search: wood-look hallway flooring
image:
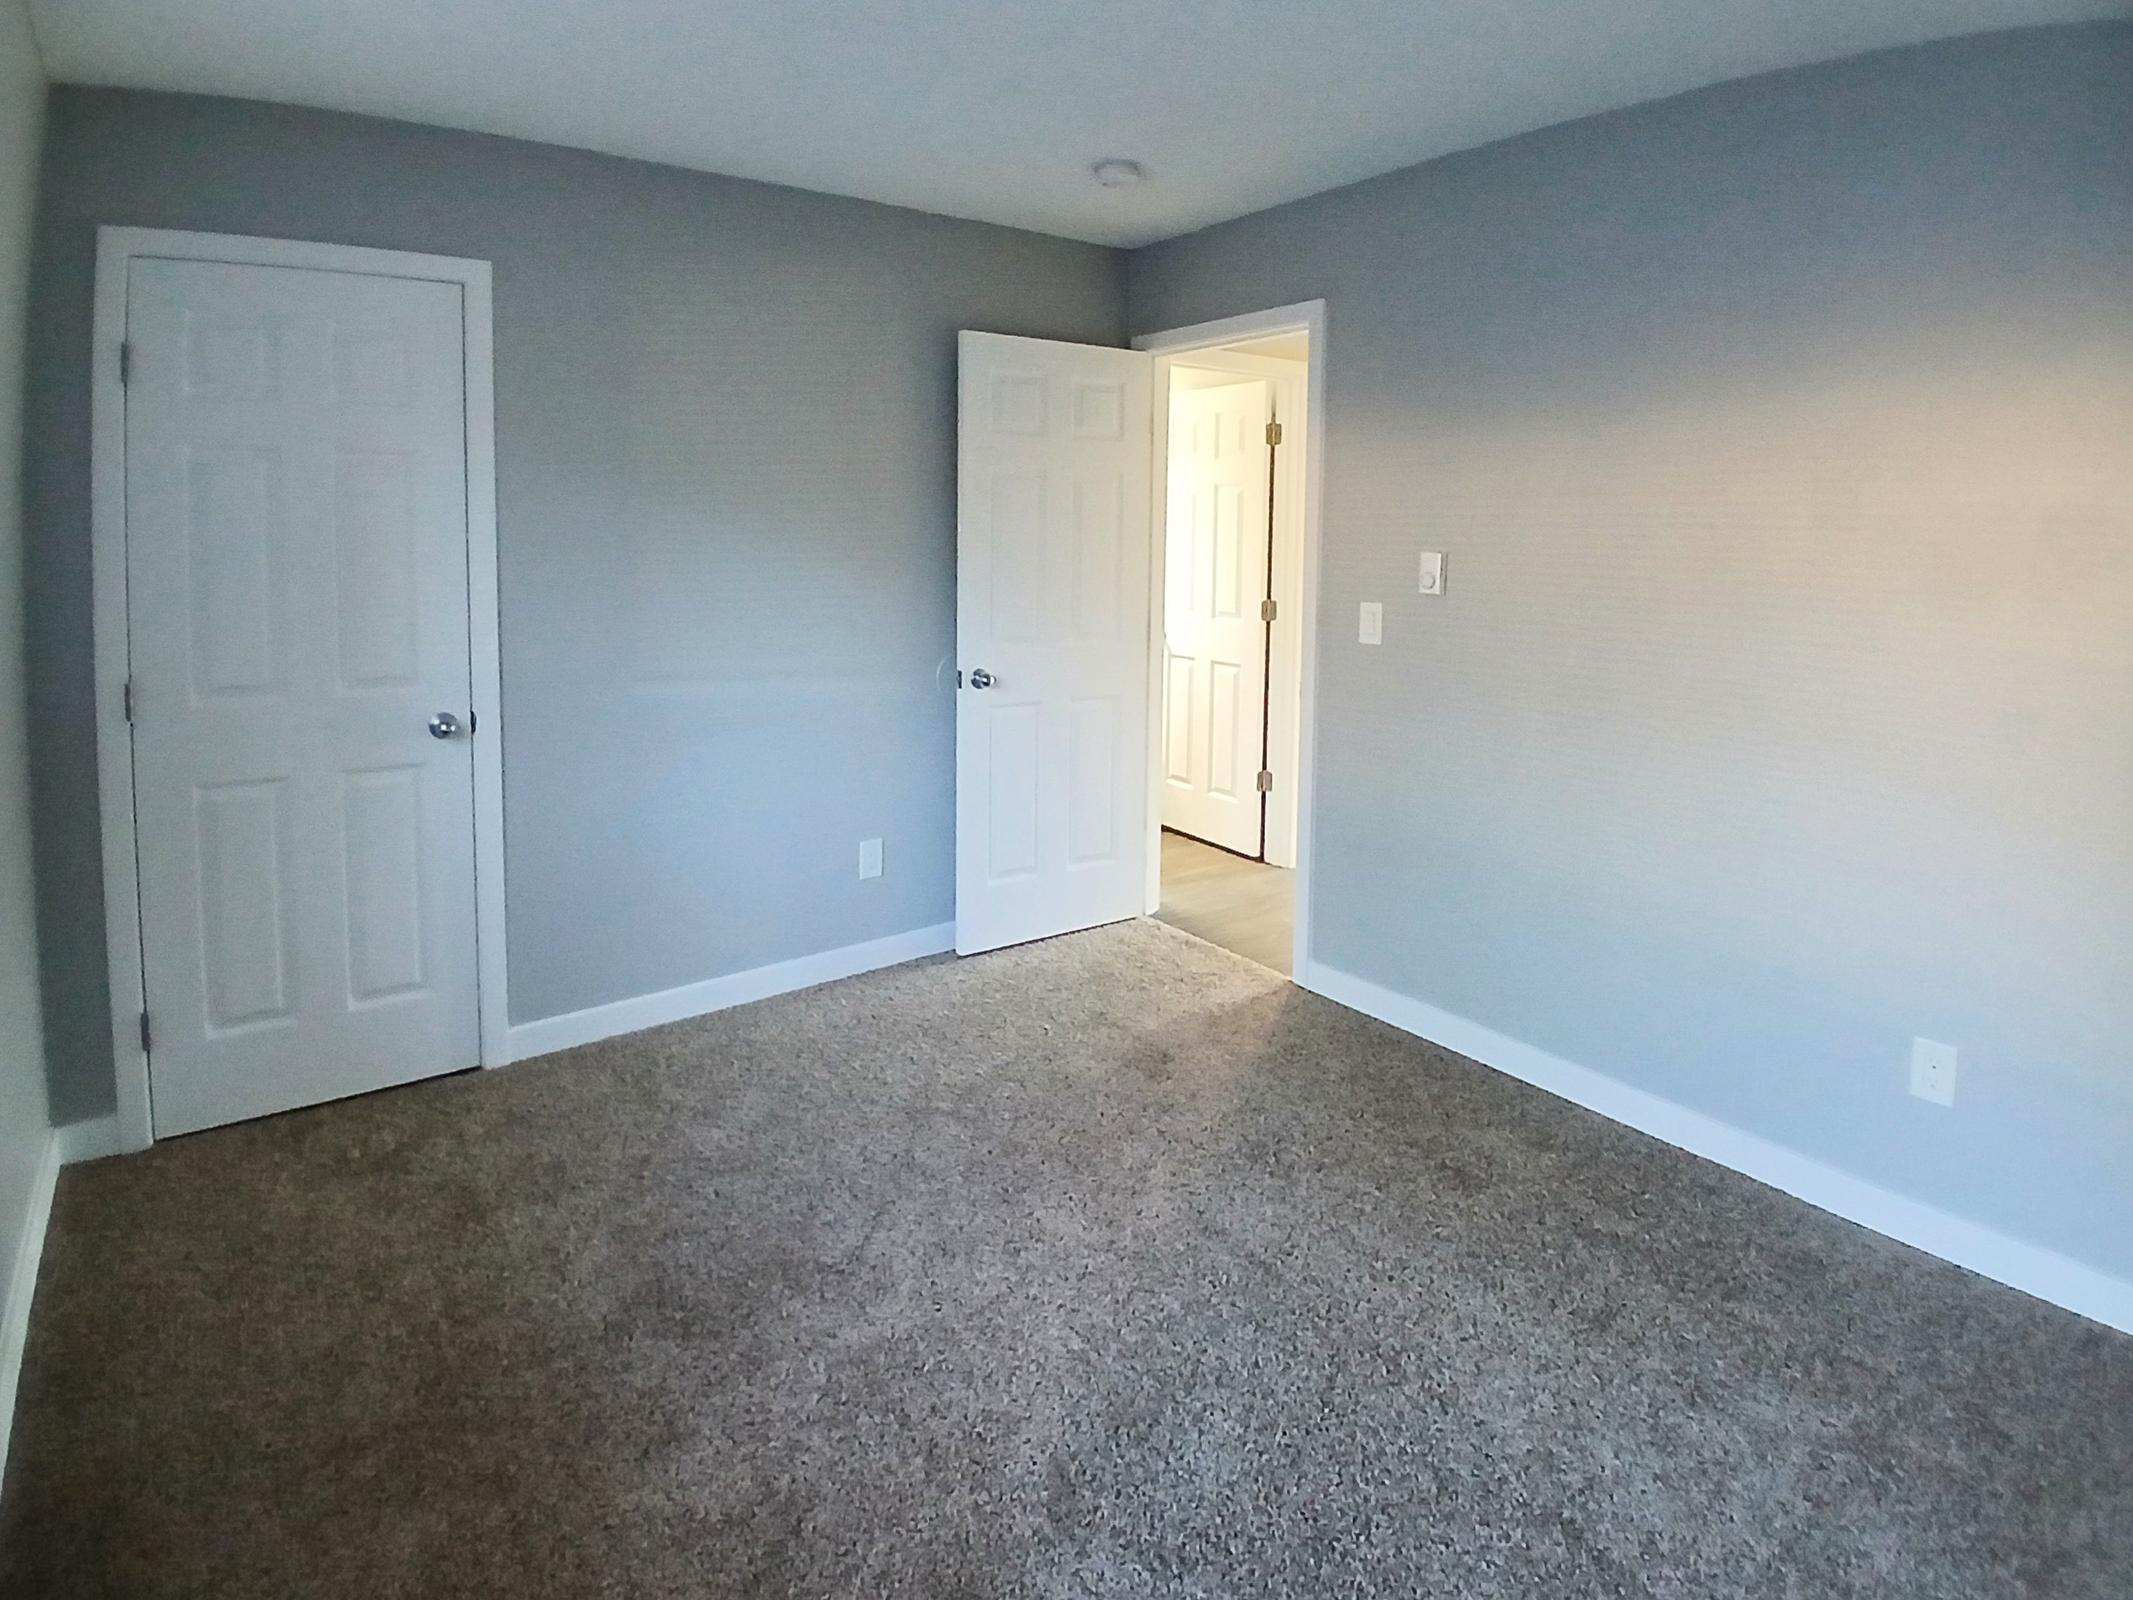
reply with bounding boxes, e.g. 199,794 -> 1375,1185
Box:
1154,828 -> 1294,975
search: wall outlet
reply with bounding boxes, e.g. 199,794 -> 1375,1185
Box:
1358,601 -> 1383,644
1910,1037 -> 1956,1106
858,837 -> 883,880
1418,551 -> 1445,595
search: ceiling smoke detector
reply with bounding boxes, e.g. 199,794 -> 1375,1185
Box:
1091,159 -> 1147,189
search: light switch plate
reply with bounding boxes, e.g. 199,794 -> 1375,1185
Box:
858,838 -> 883,880
1359,601 -> 1383,645
1419,551 -> 1445,595
1910,1037 -> 1956,1106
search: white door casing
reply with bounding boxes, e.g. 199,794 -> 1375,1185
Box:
1134,299 -> 1327,980
1161,377 -> 1272,857
955,332 -> 1153,955
123,254 -> 482,1135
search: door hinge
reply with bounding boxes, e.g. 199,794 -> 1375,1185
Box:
139,1011 -> 152,1054
123,679 -> 135,722
119,341 -> 132,387
1259,598 -> 1277,623
1265,419 -> 1283,447
1255,769 -> 1274,794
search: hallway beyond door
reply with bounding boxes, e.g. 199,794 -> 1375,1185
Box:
1154,829 -> 1293,975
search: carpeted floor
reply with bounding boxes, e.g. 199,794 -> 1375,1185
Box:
3,919 -> 2129,1598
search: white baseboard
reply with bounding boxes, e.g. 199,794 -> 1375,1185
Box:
1,1129 -> 61,1486
55,1115 -> 125,1165
506,922 -> 957,1063
1300,959 -> 2133,1337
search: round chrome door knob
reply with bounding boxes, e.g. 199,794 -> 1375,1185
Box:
428,712 -> 464,739
967,668 -> 995,689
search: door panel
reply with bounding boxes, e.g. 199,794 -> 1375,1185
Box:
341,764 -> 429,1001
128,257 -> 479,1136
956,333 -> 1152,955
1162,378 -> 1272,855
194,778 -> 294,1029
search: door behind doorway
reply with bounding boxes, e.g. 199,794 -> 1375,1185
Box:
1160,374 -> 1271,857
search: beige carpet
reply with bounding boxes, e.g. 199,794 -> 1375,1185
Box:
3,918 -> 2129,1597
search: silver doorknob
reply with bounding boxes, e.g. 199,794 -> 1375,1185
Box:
967,668 -> 995,690
428,712 -> 464,739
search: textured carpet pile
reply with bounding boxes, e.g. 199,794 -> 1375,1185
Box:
2,919 -> 2129,1597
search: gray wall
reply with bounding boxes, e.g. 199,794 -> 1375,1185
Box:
1130,23 -> 2133,1281
28,88 -> 1125,1124
0,2 -> 49,1283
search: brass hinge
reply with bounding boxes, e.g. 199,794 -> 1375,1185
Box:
119,341 -> 132,387
1265,420 -> 1283,447
1259,598 -> 1277,623
1255,770 -> 1274,794
139,1011 -> 152,1054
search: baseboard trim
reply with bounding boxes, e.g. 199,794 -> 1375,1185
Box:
55,1115 -> 125,1165
1,1129 -> 61,1485
506,922 -> 957,1063
1299,959 -> 2133,1337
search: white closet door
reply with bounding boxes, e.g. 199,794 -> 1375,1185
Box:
1161,377 -> 1271,856
127,257 -> 480,1135
955,332 -> 1153,955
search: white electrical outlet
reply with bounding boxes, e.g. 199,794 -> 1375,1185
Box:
1358,601 -> 1383,644
1418,551 -> 1445,595
1910,1037 -> 1956,1106
858,837 -> 883,880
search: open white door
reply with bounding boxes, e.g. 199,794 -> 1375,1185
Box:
955,332 -> 1153,955
1161,377 -> 1272,856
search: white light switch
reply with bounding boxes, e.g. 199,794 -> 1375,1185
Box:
1910,1037 -> 1956,1106
1419,551 -> 1445,595
1358,601 -> 1383,645
858,837 -> 883,880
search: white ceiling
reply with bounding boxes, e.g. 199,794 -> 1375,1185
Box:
29,0 -> 2128,246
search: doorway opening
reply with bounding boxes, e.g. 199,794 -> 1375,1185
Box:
950,305 -> 1320,974
1136,311 -> 1320,978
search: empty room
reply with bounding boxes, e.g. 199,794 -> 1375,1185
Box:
1,2 -> 2129,1595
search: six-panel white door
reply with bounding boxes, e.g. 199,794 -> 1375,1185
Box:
955,333 -> 1153,955
1162,377 -> 1272,856
126,258 -> 481,1135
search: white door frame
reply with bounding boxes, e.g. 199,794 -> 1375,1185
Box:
1134,300 -> 1326,982
91,227 -> 509,1152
